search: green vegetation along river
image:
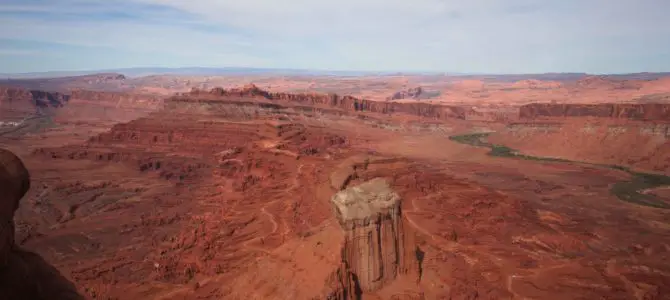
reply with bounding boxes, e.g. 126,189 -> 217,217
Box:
449,132 -> 670,209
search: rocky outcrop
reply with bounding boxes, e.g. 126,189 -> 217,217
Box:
30,90 -> 70,108
1,87 -> 162,110
318,267 -> 361,300
0,87 -> 70,107
519,103 -> 670,121
1,86 -> 163,126
1,86 -> 68,101
70,89 -> 158,104
0,87 -> 70,117
0,148 -> 84,300
325,178 -> 412,298
199,83 -> 272,99
0,148 -> 30,266
387,86 -> 441,101
185,85 -> 471,120
388,87 -> 423,100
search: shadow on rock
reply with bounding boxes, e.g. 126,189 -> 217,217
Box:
0,148 -> 85,300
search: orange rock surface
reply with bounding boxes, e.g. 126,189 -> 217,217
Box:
520,103 -> 670,121
0,78 -> 669,299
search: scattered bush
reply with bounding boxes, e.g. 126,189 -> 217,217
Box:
450,132 -> 670,209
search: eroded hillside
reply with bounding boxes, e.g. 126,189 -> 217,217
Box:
520,103 -> 670,121
2,85 -> 668,299
485,102 -> 670,174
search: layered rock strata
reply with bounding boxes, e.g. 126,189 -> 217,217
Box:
185,85 -> 472,120
0,87 -> 70,108
0,87 -> 70,118
329,178 -> 409,295
0,87 -> 161,123
520,103 -> 670,121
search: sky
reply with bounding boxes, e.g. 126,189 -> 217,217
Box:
0,0 -> 669,74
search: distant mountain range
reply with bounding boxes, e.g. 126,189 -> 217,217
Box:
458,72 -> 670,82
0,67 -> 668,81
0,67 -> 462,79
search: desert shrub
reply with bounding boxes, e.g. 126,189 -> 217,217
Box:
610,173 -> 670,209
448,133 -> 491,147
489,144 -> 515,157
451,131 -> 670,209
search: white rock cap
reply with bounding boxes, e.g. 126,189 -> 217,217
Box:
331,178 -> 401,222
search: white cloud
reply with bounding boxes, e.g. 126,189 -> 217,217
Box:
1,0 -> 669,73
0,15 -> 253,55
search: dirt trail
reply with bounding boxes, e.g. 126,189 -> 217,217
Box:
260,206 -> 278,234
240,163 -> 305,253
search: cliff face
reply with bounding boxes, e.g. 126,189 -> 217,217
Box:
0,148 -> 84,300
324,178 -> 413,298
520,103 -> 670,121
1,86 -> 163,126
30,90 -> 70,108
0,87 -> 69,107
490,120 -> 670,174
0,87 -> 162,110
387,86 -> 441,101
388,87 -> 424,100
187,85 -> 471,120
0,87 -> 69,118
69,90 -> 163,109
61,90 -> 163,123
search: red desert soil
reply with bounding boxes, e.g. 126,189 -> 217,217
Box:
1,83 -> 670,299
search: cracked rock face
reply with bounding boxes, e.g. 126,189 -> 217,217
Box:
330,178 -> 407,293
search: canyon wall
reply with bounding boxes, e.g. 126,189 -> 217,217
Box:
510,103 -> 670,172
489,120 -> 670,173
187,85 -> 472,120
0,87 -> 162,122
0,87 -> 70,108
0,87 -> 70,119
61,90 -> 163,123
69,90 -> 162,109
520,103 -> 670,121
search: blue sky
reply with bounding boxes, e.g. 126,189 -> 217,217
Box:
1,0 -> 669,74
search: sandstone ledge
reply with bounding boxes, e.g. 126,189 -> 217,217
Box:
331,178 -> 401,225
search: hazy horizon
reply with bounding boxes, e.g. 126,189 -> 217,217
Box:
5,66 -> 670,79
6,67 -> 670,77
1,0 -> 669,74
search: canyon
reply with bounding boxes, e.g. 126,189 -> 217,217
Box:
519,103 -> 670,121
1,73 -> 670,299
